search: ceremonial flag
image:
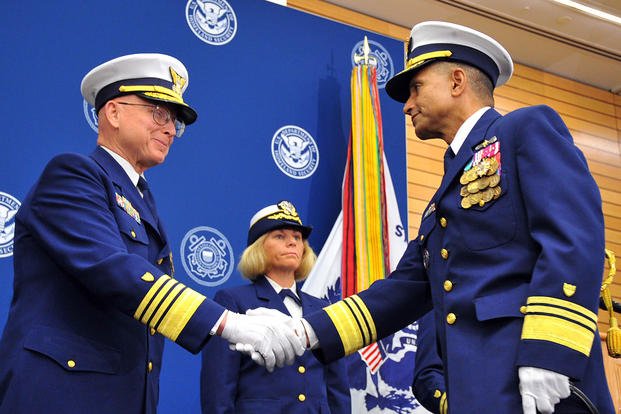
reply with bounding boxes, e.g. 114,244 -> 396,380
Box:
303,38 -> 429,413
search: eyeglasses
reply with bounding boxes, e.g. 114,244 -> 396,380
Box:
116,101 -> 186,137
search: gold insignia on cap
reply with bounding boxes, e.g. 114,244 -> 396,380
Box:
169,67 -> 187,96
563,283 -> 576,297
266,201 -> 303,224
278,200 -> 297,216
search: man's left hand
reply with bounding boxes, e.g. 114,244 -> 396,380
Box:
519,366 -> 570,414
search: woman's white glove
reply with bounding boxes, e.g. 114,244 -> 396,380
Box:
519,366 -> 570,414
220,310 -> 305,372
245,307 -> 309,347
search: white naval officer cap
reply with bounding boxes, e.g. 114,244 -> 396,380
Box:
80,53 -> 198,125
385,21 -> 514,103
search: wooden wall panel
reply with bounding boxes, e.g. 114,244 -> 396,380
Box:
288,1 -> 621,410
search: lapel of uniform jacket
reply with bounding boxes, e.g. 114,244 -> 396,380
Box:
433,109 -> 502,203
254,276 -> 291,315
90,147 -> 163,239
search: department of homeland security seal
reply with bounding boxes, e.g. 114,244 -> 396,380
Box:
180,226 -> 234,287
271,125 -> 319,179
350,39 -> 394,89
186,0 -> 237,46
0,191 -> 21,258
83,99 -> 99,133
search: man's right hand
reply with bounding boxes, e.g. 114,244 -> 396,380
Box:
219,310 -> 305,372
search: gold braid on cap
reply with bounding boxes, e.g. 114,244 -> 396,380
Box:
405,50 -> 453,71
118,84 -> 185,105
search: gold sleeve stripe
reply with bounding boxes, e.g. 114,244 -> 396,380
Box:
138,278 -> 179,323
527,296 -> 597,324
349,295 -> 377,341
324,295 -> 376,355
522,296 -> 597,356
156,288 -> 206,341
344,299 -> 369,344
134,275 -> 206,341
522,314 -> 594,356
440,392 -> 448,414
325,299 -> 363,355
526,304 -> 597,332
134,275 -> 172,321
149,283 -> 185,327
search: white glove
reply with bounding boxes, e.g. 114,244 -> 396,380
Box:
220,310 -> 305,372
519,366 -> 570,414
246,307 -> 308,345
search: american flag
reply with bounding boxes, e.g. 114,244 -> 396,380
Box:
359,342 -> 385,374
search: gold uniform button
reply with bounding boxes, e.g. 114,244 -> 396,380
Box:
440,248 -> 449,259
298,366 -> 306,374
520,306 -> 527,314
157,258 -> 164,265
440,217 -> 447,228
131,230 -> 136,238
298,394 -> 306,402
443,280 -> 453,292
148,361 -> 153,372
67,360 -> 76,368
446,313 -> 457,325
434,389 -> 442,398
419,234 -> 425,241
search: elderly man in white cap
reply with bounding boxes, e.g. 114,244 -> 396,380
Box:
246,22 -> 613,414
0,53 -> 304,414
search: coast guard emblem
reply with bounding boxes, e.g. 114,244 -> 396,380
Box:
0,191 -> 21,258
186,0 -> 237,46
271,125 -> 319,179
180,226 -> 234,287
83,99 -> 99,134
350,39 -> 394,89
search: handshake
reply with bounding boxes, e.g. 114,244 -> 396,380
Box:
218,308 -> 309,372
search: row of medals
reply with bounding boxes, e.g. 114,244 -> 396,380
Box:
459,156 -> 501,209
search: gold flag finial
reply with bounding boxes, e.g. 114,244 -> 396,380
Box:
353,36 -> 378,66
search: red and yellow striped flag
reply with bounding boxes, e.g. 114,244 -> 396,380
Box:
342,63 -> 391,298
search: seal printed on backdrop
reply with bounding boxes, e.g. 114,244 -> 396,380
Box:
180,226 -> 234,287
0,191 -> 21,258
83,99 -> 99,133
186,0 -> 237,46
271,125 -> 319,179
350,39 -> 394,89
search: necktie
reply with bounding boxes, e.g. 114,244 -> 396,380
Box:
443,147 -> 455,174
279,289 -> 302,306
137,177 -> 158,220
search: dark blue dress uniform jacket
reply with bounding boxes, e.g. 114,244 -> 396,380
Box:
0,147 -> 225,414
412,312 -> 446,414
306,106 -> 615,413
200,276 -> 350,414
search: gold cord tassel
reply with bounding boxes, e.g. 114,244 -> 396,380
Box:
602,249 -> 621,358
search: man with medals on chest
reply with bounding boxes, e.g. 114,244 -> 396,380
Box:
244,21 -> 615,414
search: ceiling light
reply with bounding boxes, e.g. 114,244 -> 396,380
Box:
549,0 -> 621,25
